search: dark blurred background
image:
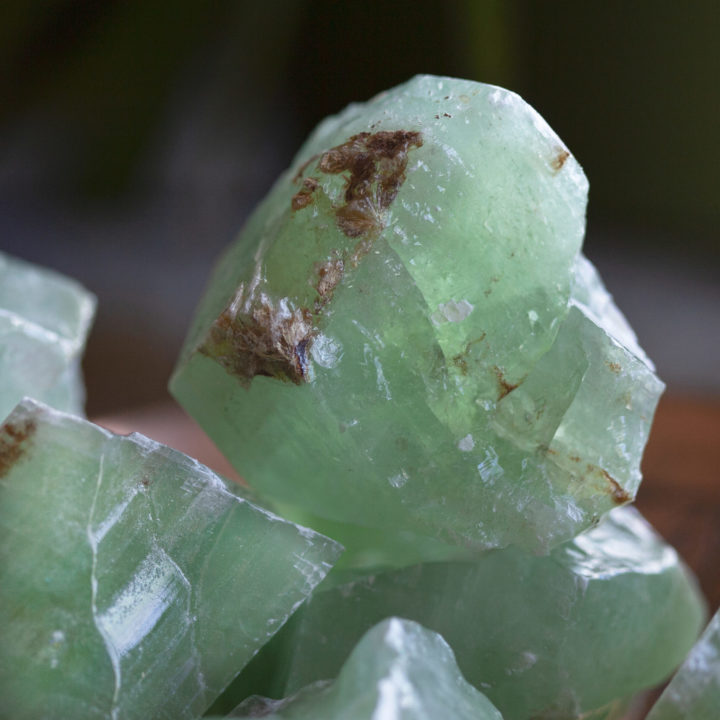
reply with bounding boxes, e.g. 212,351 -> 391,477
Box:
1,0 -> 718,415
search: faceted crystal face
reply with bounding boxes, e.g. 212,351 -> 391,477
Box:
0,252 -> 96,421
0,400 -> 342,720
646,610 -> 720,720
229,619 -> 503,720
233,508 -> 704,720
170,75 -> 663,553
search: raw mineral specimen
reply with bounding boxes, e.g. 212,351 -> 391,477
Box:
170,75 -> 664,553
226,618 -> 503,719
234,508 -> 704,720
645,609 -> 720,720
0,252 -> 95,421
0,399 -> 342,720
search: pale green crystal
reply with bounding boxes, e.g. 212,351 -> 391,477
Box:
233,508 -> 704,720
227,619 -> 503,719
0,399 -> 342,720
170,75 -> 663,552
0,252 -> 95,420
646,609 -> 720,720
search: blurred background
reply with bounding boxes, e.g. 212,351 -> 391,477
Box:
1,0 -> 718,414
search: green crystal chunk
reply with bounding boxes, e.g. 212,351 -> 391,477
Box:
0,252 -> 95,420
227,618 -> 502,720
0,399 -> 342,720
170,75 -> 663,552
646,609 -> 720,720
238,508 -> 704,720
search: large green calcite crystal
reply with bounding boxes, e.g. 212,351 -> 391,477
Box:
227,618 -> 502,720
646,609 -> 720,720
170,75 -> 663,552
0,252 -> 95,421
0,399 -> 342,720
233,507 -> 704,720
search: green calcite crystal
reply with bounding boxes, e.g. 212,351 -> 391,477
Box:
170,75 -> 663,552
646,609 -> 720,720
227,618 -> 502,720
0,252 -> 95,421
0,399 -> 342,720
236,507 -> 704,720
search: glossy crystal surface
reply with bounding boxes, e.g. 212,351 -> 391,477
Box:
228,618 -> 502,720
170,75 -> 663,552
0,252 -> 95,421
646,609 -> 720,720
235,508 -> 704,720
0,400 -> 342,720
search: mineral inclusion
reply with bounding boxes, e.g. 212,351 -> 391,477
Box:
170,75 -> 664,553
231,508 -> 705,720
0,399 -> 341,720
225,619 -> 503,719
0,251 -> 95,421
645,609 -> 720,720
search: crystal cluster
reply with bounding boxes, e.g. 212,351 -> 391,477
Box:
0,251 -> 95,421
0,76 -> 713,720
0,399 -> 341,719
170,75 -> 664,553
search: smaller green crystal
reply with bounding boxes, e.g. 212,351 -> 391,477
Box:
236,508 -> 704,720
646,609 -> 720,720
0,252 -> 95,420
0,400 -> 342,720
229,618 -> 503,720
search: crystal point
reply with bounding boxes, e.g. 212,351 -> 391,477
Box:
0,252 -> 95,420
170,75 -> 663,552
0,400 -> 342,720
229,618 -> 503,720
646,609 -> 720,720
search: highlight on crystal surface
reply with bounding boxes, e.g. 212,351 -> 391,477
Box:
0,399 -> 342,720
170,74 -> 664,553
645,609 -> 720,720
0,252 -> 95,421
222,618 -> 503,719
233,508 -> 704,720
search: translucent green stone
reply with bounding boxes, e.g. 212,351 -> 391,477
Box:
225,619 -> 502,720
170,75 -> 663,552
0,252 -> 95,421
235,508 -> 704,720
646,609 -> 720,720
0,399 -> 342,720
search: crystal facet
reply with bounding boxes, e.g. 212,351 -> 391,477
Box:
170,75 -> 663,552
0,252 -> 95,421
226,618 -> 502,720
234,508 -> 704,720
0,400 -> 342,720
646,609 -> 720,720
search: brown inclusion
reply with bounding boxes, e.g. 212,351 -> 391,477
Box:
0,415 -> 36,479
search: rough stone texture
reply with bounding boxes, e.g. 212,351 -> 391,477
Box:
0,251 -> 95,421
646,609 -> 720,720
231,508 -> 704,720
226,619 -> 503,720
0,399 -> 342,720
170,75 -> 663,553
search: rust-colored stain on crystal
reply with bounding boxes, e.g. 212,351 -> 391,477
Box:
0,416 -> 37,479
551,148 -> 570,173
294,130 -> 423,239
604,470 -> 631,505
494,365 -> 520,400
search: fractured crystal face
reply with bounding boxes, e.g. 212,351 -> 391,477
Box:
170,75 -> 663,553
0,399 -> 342,720
233,508 -> 704,720
225,619 -> 502,720
646,609 -> 720,720
0,252 -> 95,421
